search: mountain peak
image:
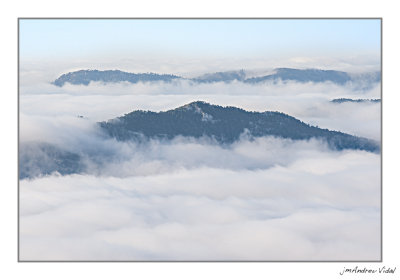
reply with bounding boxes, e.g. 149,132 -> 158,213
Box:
178,101 -> 212,110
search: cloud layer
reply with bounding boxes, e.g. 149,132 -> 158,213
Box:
20,143 -> 380,260
19,64 -> 381,261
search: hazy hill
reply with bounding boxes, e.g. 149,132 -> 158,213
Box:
53,69 -> 181,86
192,70 -> 246,83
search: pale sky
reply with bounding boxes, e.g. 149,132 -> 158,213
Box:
19,19 -> 381,61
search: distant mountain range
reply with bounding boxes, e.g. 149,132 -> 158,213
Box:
99,101 -> 379,152
53,68 -> 381,87
331,98 -> 381,103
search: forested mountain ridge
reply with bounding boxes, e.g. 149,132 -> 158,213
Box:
99,101 -> 380,152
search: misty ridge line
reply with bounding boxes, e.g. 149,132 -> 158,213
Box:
52,68 -> 381,88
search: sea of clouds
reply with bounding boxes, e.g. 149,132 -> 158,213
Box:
19,65 -> 381,260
